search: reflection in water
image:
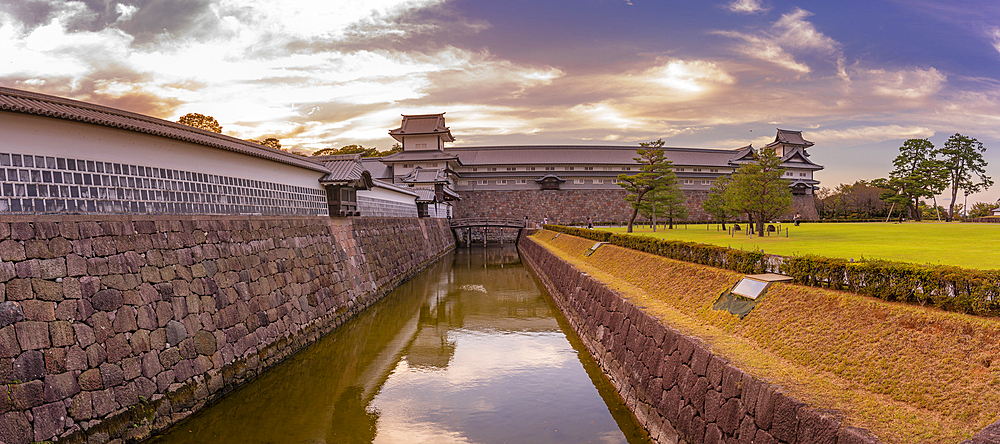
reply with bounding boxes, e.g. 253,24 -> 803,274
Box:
150,245 -> 650,444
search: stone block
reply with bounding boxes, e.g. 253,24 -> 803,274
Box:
21,299 -> 55,321
100,362 -> 124,388
159,347 -> 181,369
141,351 -> 163,379
739,415 -> 758,444
115,381 -> 139,408
837,426 -> 881,444
44,347 -> 66,374
38,258 -> 67,279
10,380 -> 44,409
86,342 -> 107,368
49,237 -> 73,256
13,349 -> 44,381
74,323 -> 95,347
14,259 -> 39,278
165,320 -> 187,346
79,368 -> 103,390
754,429 -> 777,444
67,254 -> 88,276
718,398 -> 745,435
797,409 -> 841,444
15,321 -> 51,350
0,240 -> 25,262
721,364 -> 743,400
69,391 -> 93,420
80,275 -> 101,298
43,371 -> 81,402
91,388 -> 118,417
0,325 -> 19,358
66,345 -> 88,371
705,389 -> 722,423
5,279 -> 31,300
0,302 -> 25,327
113,306 -> 138,332
91,288 -> 124,311
32,278 -> 63,301
755,385 -> 776,430
10,223 -> 32,240
106,333 -> 132,363
0,411 -> 31,444
771,394 -> 803,443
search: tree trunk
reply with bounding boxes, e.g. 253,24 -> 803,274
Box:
626,207 -> 639,233
948,186 -> 958,222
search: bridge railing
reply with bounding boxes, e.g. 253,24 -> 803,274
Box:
450,218 -> 527,228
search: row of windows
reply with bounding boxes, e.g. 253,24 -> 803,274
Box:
469,166 -> 633,172
0,152 -> 327,215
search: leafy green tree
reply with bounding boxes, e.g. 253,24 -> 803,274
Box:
702,176 -> 733,229
247,137 -> 282,150
938,133 -> 992,221
312,144 -> 400,157
873,139 -> 946,222
639,182 -> 686,230
177,113 -> 222,133
969,201 -> 997,218
725,147 -> 792,236
618,139 -> 676,233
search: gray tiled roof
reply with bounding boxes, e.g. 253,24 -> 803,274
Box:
371,179 -> 420,197
0,87 -> 329,173
361,158 -> 392,179
400,167 -> 449,183
389,113 -> 455,142
380,150 -> 461,163
769,129 -> 814,147
448,145 -> 744,167
315,154 -> 373,186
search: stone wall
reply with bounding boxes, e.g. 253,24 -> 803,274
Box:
518,236 -> 877,444
455,190 -> 818,225
0,215 -> 454,443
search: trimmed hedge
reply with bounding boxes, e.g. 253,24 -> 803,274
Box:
542,224 -> 1000,316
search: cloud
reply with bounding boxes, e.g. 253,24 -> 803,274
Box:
717,8 -> 841,75
808,125 -> 935,145
855,67 -> 946,99
643,60 -> 735,93
726,0 -> 766,14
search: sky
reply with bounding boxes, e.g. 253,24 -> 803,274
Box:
3,0 -> 1000,205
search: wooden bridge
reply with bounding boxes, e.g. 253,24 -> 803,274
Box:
450,218 -> 528,246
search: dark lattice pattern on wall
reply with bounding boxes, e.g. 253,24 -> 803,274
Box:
0,152 -> 327,215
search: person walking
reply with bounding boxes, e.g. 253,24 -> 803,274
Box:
587,217 -> 594,229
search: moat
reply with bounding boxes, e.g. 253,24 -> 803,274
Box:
148,246 -> 651,444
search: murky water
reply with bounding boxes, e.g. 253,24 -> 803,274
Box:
149,246 -> 651,444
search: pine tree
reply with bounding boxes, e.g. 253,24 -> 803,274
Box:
618,139 -> 677,233
726,147 -> 792,236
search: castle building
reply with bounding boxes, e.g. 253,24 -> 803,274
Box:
377,113 -> 823,223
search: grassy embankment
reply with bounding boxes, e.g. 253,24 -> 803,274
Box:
598,222 -> 1000,270
532,230 -> 1000,443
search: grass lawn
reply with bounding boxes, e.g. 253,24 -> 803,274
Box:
597,222 -> 1000,269
532,231 -> 1000,443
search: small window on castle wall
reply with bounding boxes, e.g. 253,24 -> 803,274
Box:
498,180 -> 507,185
507,167 -> 516,171
545,167 -> 555,171
479,180 -> 488,185
516,179 -> 526,184
404,164 -> 412,168
567,167 -> 574,171
415,143 -> 428,149
528,167 -> 536,171
623,167 -> 631,171
710,168 -> 718,173
488,168 -> 497,172
584,167 -> 594,170
800,173 -> 807,177
595,179 -> 603,184
693,168 -> 702,172
574,179 -> 584,184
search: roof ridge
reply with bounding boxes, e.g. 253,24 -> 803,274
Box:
0,87 -> 329,173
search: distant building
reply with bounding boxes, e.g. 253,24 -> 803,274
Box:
376,114 -> 823,223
